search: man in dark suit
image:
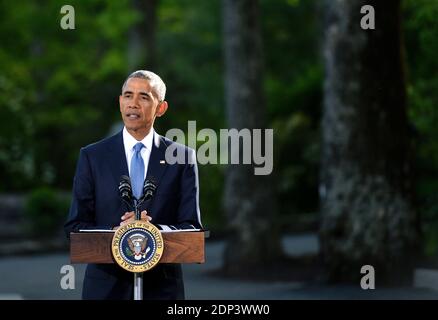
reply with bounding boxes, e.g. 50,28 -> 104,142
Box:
64,70 -> 202,300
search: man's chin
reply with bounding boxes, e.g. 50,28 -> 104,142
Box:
125,125 -> 150,135
123,122 -> 140,130
126,126 -> 140,133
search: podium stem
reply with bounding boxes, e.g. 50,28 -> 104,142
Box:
134,272 -> 143,300
134,199 -> 141,220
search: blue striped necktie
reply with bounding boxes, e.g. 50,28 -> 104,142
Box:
131,142 -> 145,199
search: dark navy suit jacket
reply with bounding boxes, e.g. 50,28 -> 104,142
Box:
64,130 -> 202,300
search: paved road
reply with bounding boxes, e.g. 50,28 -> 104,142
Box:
0,234 -> 437,300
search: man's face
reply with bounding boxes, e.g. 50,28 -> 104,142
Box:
119,78 -> 167,138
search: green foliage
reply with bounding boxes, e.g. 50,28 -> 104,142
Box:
273,110 -> 320,215
263,0 -> 323,217
24,187 -> 70,237
403,0 -> 438,256
0,74 -> 36,189
198,164 -> 225,232
157,0 -> 224,130
0,1 -> 138,190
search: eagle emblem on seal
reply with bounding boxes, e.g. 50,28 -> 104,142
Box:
126,233 -> 151,260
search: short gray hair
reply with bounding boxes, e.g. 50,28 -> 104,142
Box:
121,70 -> 166,101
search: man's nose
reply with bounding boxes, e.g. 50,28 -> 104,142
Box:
129,95 -> 140,108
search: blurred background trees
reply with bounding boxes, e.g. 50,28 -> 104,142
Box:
0,0 -> 436,282
320,0 -> 418,284
222,0 -> 283,275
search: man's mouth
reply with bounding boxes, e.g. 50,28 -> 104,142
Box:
126,113 -> 140,120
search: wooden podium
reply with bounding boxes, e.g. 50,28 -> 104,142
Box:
70,231 -> 207,264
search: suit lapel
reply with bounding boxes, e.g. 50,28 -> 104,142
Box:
107,131 -> 129,187
146,133 -> 168,188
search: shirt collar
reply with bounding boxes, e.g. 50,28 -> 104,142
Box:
123,127 -> 155,152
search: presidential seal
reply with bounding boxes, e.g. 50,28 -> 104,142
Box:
111,220 -> 164,273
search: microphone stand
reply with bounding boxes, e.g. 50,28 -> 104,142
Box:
134,199 -> 141,220
133,198 -> 142,300
132,195 -> 151,301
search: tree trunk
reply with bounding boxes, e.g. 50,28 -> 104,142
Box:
320,0 -> 419,284
128,0 -> 157,70
222,0 -> 283,275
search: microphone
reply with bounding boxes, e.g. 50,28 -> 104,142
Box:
142,178 -> 157,202
119,175 -> 133,207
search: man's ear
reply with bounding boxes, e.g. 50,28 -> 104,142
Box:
119,95 -> 123,113
156,101 -> 168,117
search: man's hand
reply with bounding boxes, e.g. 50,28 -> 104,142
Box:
119,210 -> 152,227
